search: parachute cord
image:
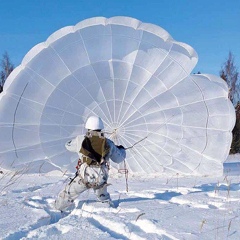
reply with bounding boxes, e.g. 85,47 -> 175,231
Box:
124,159 -> 129,192
125,136 -> 148,150
118,114 -> 176,192
109,114 -> 175,191
111,130 -> 129,192
118,160 -> 129,192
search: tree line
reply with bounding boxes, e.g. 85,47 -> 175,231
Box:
0,52 -> 14,92
220,52 -> 240,153
0,51 -> 239,153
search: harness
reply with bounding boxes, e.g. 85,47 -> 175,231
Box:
68,131 -> 111,193
76,131 -> 110,170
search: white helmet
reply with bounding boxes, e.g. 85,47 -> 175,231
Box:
85,116 -> 104,130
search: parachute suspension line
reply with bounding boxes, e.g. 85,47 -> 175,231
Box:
111,128 -> 129,192
12,82 -> 29,159
110,114 -> 176,192
124,159 -> 129,192
125,136 -> 148,150
189,79 -> 210,174
119,114 -> 177,188
118,161 -> 129,192
111,113 -> 174,191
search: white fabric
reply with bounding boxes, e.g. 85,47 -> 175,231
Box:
0,16 -> 235,176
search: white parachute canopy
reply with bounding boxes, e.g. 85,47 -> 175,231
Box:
0,17 -> 235,176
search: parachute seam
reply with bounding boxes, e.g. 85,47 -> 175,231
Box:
48,45 -> 102,131
116,29 -> 144,124
118,44 -> 173,141
109,24 -> 116,123
24,66 -> 102,159
130,137 -> 173,171
41,44 -> 111,135
118,44 -> 173,128
10,79 -> 227,133
12,82 -> 29,158
161,64 -> 210,172
25,67 -> 83,132
109,125 -> 146,171
24,66 -> 77,129
185,77 -> 210,173
121,133 -> 156,172
115,55 -> 211,173
76,29 -> 114,127
124,114 -> 179,169
113,40 -> 197,125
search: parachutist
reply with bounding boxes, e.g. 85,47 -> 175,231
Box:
54,116 -> 126,212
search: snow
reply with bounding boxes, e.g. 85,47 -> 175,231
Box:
0,157 -> 240,240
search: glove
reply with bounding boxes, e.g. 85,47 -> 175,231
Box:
117,145 -> 125,149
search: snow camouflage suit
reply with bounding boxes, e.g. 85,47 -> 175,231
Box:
54,130 -> 126,211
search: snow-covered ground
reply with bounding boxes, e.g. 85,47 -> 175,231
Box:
0,156 -> 240,240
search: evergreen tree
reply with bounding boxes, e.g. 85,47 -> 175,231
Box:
0,52 -> 14,92
230,102 -> 240,154
220,52 -> 240,153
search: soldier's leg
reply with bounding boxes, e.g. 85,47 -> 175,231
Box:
94,184 -> 111,202
55,174 -> 87,211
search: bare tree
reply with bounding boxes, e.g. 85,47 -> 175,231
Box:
0,52 -> 14,92
220,51 -> 239,106
230,102 -> 240,153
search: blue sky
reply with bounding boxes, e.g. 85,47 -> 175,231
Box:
0,0 -> 239,75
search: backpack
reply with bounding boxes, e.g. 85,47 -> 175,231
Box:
80,132 -> 110,164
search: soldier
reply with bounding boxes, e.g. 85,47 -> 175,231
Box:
54,116 -> 126,211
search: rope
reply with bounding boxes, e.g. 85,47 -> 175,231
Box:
118,159 -> 129,192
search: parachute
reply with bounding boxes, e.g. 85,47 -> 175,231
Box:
0,17 -> 235,176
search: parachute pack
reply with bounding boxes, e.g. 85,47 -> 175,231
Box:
80,131 -> 110,165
